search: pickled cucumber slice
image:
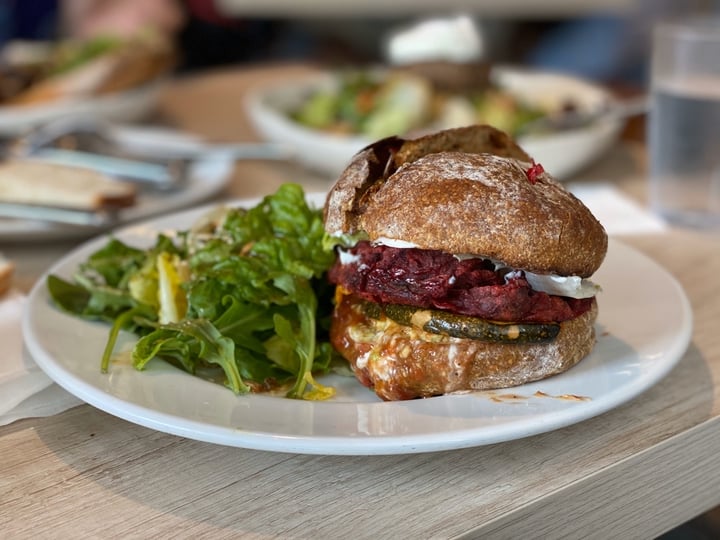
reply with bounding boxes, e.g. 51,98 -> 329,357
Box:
361,301 -> 559,343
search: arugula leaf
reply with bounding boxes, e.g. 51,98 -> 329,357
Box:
101,304 -> 156,372
48,274 -> 137,322
134,318 -> 248,394
47,275 -> 91,314
46,184 -> 339,400
132,328 -> 194,372
212,296 -> 274,354
82,238 -> 146,288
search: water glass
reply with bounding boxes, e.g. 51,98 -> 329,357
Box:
648,17 -> 720,228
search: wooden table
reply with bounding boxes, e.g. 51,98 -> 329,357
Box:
2,64 -> 720,539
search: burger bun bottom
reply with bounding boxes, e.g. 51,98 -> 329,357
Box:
330,294 -> 598,401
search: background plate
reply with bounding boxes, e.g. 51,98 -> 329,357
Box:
0,81 -> 163,136
23,195 -> 692,455
0,139 -> 233,243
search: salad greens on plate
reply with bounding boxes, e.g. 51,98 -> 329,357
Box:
47,184 -> 341,400
291,70 -> 546,140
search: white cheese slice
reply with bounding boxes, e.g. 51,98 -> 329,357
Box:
373,237 -> 419,249
524,273 -> 600,299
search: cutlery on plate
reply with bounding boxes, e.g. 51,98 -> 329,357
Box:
11,117 -> 295,162
22,148 -> 187,190
0,202 -> 117,227
0,118 -> 296,193
2,119 -> 187,190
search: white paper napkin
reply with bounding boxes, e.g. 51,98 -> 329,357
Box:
568,182 -> 668,235
0,289 -> 81,426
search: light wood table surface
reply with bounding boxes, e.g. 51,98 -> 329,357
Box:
2,64 -> 720,539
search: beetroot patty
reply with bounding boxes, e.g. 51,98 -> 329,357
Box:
328,242 -> 592,323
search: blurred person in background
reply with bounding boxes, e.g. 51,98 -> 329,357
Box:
5,1 -> 717,87
0,0 -> 185,106
0,0 -> 369,70
0,0 -> 185,44
61,0 -> 186,40
0,0 -> 58,44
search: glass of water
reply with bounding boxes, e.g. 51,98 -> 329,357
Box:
648,17 -> 720,228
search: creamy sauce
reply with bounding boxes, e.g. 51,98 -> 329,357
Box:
337,249 -> 361,265
373,237 -> 419,249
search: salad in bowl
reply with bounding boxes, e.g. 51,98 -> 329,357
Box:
246,65 -> 624,179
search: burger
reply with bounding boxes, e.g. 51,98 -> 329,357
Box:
323,124 -> 608,401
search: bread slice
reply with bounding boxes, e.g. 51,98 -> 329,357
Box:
0,254 -> 14,296
0,159 -> 136,210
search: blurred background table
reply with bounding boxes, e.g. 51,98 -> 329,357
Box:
2,63 -> 720,539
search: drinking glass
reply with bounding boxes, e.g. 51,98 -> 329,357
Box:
648,17 -> 720,228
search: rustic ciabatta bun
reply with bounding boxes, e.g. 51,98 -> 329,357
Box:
361,152 -> 605,277
325,124 -> 532,238
0,160 -> 136,210
324,124 -> 606,277
394,123 -> 532,165
331,293 -> 597,401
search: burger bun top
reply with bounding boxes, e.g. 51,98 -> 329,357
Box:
323,125 -> 607,277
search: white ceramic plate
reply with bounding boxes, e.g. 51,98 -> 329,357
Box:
0,128 -> 233,243
0,80 -> 164,137
23,195 -> 692,455
245,67 -> 623,180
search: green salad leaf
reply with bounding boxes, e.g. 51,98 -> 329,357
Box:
47,184 -> 341,400
290,70 -> 548,139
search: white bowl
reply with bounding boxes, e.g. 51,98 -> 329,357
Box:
245,66 -> 623,180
